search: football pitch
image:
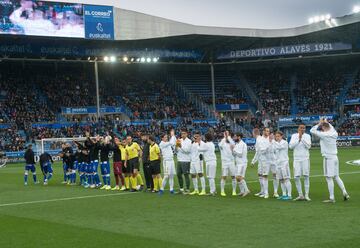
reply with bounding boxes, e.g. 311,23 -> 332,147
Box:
0,148 -> 360,248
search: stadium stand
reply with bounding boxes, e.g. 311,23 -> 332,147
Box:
295,70 -> 344,115
1,60 -> 360,152
243,68 -> 291,116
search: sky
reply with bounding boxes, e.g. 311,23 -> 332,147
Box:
48,0 -> 358,29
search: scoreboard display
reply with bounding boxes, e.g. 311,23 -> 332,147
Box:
0,0 -> 114,39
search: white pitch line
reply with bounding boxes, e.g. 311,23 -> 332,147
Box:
0,192 -> 134,208
215,170 -> 360,185
1,171 -> 359,208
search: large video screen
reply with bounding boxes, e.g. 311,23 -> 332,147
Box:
0,0 -> 84,38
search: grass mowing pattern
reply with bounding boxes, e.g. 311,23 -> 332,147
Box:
0,148 -> 360,248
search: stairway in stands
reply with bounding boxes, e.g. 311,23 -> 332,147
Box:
335,69 -> 359,126
290,74 -> 298,115
338,70 -> 358,107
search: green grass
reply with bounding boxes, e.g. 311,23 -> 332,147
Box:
1,148 -> 360,248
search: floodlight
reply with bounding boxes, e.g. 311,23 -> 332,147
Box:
110,56 -> 116,62
353,6 -> 360,13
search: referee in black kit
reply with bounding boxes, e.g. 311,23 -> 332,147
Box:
141,133 -> 153,191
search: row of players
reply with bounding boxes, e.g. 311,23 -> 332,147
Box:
23,119 -> 350,202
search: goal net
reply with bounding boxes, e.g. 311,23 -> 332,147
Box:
34,137 -> 95,156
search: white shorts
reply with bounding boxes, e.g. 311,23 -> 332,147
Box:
270,163 -> 277,174
190,160 -> 204,174
258,161 -> 270,176
293,159 -> 310,177
163,159 -> 176,176
222,162 -> 236,177
276,161 -> 291,180
323,157 -> 339,177
235,163 -> 247,177
206,160 -> 217,179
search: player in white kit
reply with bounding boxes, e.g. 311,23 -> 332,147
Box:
264,128 -> 279,198
189,131 -> 206,196
273,131 -> 292,200
232,133 -> 250,197
198,133 -> 217,196
289,124 -> 312,201
251,128 -> 271,199
310,119 -> 350,203
219,131 -> 237,197
159,130 -> 177,194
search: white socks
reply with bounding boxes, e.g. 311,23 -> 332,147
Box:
263,177 -> 269,195
192,177 -> 198,191
295,177 -> 303,197
221,178 -> 225,193
285,180 -> 292,197
200,176 -> 206,192
161,175 -> 168,191
259,176 -> 264,193
241,179 -> 250,193
335,176 -> 347,195
326,177 -> 335,200
281,182 -> 287,196
241,179 -> 249,193
304,176 -> 310,196
273,176 -> 279,194
232,179 -> 237,193
169,177 -> 174,191
209,178 -> 216,193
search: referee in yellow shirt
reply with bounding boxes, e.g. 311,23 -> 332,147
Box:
148,135 -> 162,193
119,138 -> 130,190
124,135 -> 144,191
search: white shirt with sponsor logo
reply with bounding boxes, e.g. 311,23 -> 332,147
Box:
289,133 -> 311,160
310,123 -> 338,158
176,137 -> 192,162
159,135 -> 176,161
273,139 -> 289,164
198,141 -> 216,163
218,137 -> 235,164
190,142 -> 201,163
252,136 -> 271,163
233,140 -> 248,165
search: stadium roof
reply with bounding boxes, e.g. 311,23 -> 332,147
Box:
2,7 -> 360,64
116,8 -> 360,40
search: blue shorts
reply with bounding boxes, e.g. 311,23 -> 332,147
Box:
100,161 -> 110,175
92,160 -> 99,174
25,164 -> 36,173
74,161 -> 78,171
80,162 -> 88,173
85,163 -> 92,174
63,163 -> 68,172
42,162 -> 53,174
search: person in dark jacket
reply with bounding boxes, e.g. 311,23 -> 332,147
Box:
85,136 -> 101,188
39,152 -> 54,185
98,136 -> 112,190
141,133 -> 153,191
24,144 -> 38,185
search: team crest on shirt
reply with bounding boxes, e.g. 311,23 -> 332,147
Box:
346,160 -> 360,166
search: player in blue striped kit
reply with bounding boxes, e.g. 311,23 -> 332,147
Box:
99,136 -> 112,190
39,152 -> 54,185
85,136 -> 101,188
24,144 -> 38,185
